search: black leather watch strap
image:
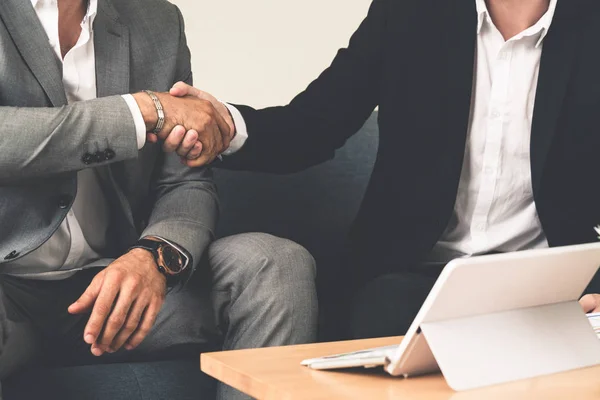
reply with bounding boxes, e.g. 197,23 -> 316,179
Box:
133,239 -> 160,257
130,237 -> 191,288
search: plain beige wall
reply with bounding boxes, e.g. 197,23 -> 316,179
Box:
170,0 -> 372,108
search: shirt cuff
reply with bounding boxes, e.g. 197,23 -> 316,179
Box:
122,94 -> 147,150
221,103 -> 248,156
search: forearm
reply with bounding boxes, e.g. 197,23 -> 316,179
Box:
142,153 -> 219,271
220,104 -> 341,173
0,96 -> 139,183
138,5 -> 218,266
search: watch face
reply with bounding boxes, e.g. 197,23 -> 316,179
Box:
160,245 -> 184,274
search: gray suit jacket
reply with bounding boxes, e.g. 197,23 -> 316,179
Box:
0,285 -> 6,354
0,0 -> 218,271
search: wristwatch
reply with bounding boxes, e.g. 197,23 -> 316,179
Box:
130,236 -> 192,288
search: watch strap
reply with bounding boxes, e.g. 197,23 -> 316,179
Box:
130,238 -> 188,288
133,239 -> 161,255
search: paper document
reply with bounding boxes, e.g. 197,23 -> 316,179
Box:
301,345 -> 399,366
588,312 -> 600,338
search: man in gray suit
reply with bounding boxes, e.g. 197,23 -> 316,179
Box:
0,0 -> 318,399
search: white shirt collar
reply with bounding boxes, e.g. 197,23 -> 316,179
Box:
475,0 -> 558,48
84,0 -> 98,26
30,0 -> 98,26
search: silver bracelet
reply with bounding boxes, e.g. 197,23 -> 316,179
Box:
143,90 -> 165,134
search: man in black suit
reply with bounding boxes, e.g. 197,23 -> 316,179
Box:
158,0 -> 600,339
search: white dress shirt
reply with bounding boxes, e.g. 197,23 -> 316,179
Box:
4,0 -> 146,279
229,0 -> 558,264
221,104 -> 248,155
428,0 -> 557,262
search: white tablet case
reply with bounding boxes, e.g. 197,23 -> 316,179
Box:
386,243 -> 600,391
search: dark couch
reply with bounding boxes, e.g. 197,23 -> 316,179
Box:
3,113 -> 379,400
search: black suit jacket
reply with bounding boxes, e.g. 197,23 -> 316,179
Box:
224,0 -> 600,281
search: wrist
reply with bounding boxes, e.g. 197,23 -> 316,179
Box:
129,247 -> 157,267
128,248 -> 167,284
129,237 -> 191,289
222,102 -> 237,140
133,92 -> 159,132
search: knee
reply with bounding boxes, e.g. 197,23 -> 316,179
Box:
211,233 -> 317,289
210,234 -> 319,341
230,233 -> 315,282
262,234 -> 316,283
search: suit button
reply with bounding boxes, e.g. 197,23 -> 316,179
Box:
82,152 -> 94,165
94,151 -> 107,163
58,195 -> 72,209
4,250 -> 20,260
104,149 -> 116,160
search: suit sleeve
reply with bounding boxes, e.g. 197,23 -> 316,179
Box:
221,0 -> 388,173
141,5 -> 218,272
0,96 -> 139,183
0,285 -> 8,355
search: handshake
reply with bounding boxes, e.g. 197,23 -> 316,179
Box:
133,82 -> 233,167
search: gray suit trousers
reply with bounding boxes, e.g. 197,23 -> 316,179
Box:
0,233 -> 318,400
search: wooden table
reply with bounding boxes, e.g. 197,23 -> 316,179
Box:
201,336 -> 600,400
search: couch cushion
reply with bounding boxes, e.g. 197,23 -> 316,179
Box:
214,112 -> 378,268
3,360 -> 216,400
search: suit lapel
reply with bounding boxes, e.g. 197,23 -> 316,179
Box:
442,1 -> 477,192
0,0 -> 67,106
93,0 -> 137,233
94,0 -> 130,98
530,1 -> 583,196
